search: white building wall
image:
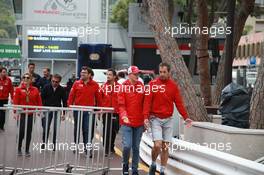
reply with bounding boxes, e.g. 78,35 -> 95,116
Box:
19,0 -> 128,83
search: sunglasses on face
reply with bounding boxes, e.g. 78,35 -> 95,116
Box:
22,76 -> 30,79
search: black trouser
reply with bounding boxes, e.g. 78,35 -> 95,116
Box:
73,111 -> 95,147
0,99 -> 8,129
42,112 -> 59,146
103,113 -> 119,153
18,114 -> 33,152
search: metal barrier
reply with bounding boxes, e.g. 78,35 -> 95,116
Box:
140,132 -> 264,175
0,104 -> 114,175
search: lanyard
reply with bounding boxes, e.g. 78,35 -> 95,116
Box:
25,88 -> 30,103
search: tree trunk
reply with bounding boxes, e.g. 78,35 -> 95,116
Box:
145,0 -> 210,121
189,34 -> 197,76
208,0 -> 215,28
186,0 -> 197,76
168,0 -> 174,25
196,0 -> 212,106
250,50 -> 264,129
212,0 -> 255,105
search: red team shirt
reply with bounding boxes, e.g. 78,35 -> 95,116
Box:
67,79 -> 101,106
118,80 -> 145,127
143,78 -> 188,120
0,76 -> 14,100
13,83 -> 42,107
99,81 -> 120,113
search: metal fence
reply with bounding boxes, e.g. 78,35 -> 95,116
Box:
0,104 -> 114,175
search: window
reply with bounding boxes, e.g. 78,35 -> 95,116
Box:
101,0 -> 118,22
13,0 -> 22,14
236,46 -> 241,58
242,45 -> 246,57
252,43 -> 256,56
256,42 -> 261,56
247,44 -> 250,57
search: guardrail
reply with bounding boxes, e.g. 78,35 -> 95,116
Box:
0,104 -> 115,175
140,132 -> 264,175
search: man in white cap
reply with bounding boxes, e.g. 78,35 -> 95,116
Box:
118,66 -> 145,175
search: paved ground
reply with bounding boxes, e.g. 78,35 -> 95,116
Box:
0,113 -> 149,175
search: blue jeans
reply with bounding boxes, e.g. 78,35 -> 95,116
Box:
121,125 -> 144,173
73,111 -> 94,147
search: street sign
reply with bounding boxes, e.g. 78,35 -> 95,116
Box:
24,0 -> 88,23
249,56 -> 256,65
0,45 -> 21,58
28,35 -> 78,59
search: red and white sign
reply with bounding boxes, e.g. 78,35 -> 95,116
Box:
25,0 -> 88,23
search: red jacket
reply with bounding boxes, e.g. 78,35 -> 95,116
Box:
118,80 -> 145,127
99,81 -> 120,113
67,79 -> 101,106
0,76 -> 13,100
143,78 -> 188,120
13,83 -> 42,107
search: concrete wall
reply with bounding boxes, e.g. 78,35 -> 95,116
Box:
184,122 -> 264,161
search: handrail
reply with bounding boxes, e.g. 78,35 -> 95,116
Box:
140,132 -> 264,175
3,104 -> 114,112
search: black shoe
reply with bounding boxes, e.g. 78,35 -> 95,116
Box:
160,172 -> 165,175
41,143 -> 45,150
122,164 -> 129,175
132,172 -> 139,175
25,151 -> 31,157
111,148 -> 116,154
148,164 -> 156,175
17,150 -> 22,156
85,150 -> 93,158
66,164 -> 73,173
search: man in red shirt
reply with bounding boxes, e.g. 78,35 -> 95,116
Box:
68,66 -> 101,155
118,66 -> 145,175
144,63 -> 192,175
0,67 -> 14,131
99,68 -> 120,155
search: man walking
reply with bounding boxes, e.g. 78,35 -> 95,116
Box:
41,74 -> 67,151
0,67 -> 13,131
39,67 -> 52,90
144,63 -> 192,175
68,66 -> 101,155
118,66 -> 145,175
28,63 -> 41,89
99,68 -> 120,155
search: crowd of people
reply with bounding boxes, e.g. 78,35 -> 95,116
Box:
0,62 -> 192,175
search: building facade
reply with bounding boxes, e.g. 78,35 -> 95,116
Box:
12,0 -> 129,83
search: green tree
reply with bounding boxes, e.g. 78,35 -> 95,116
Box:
111,0 -> 136,29
0,29 -> 9,38
0,0 -> 17,39
143,0 -> 210,121
213,0 -> 255,105
243,25 -> 253,35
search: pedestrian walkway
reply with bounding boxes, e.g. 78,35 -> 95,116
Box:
0,110 -> 148,175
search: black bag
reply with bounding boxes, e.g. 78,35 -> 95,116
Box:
219,83 -> 250,128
